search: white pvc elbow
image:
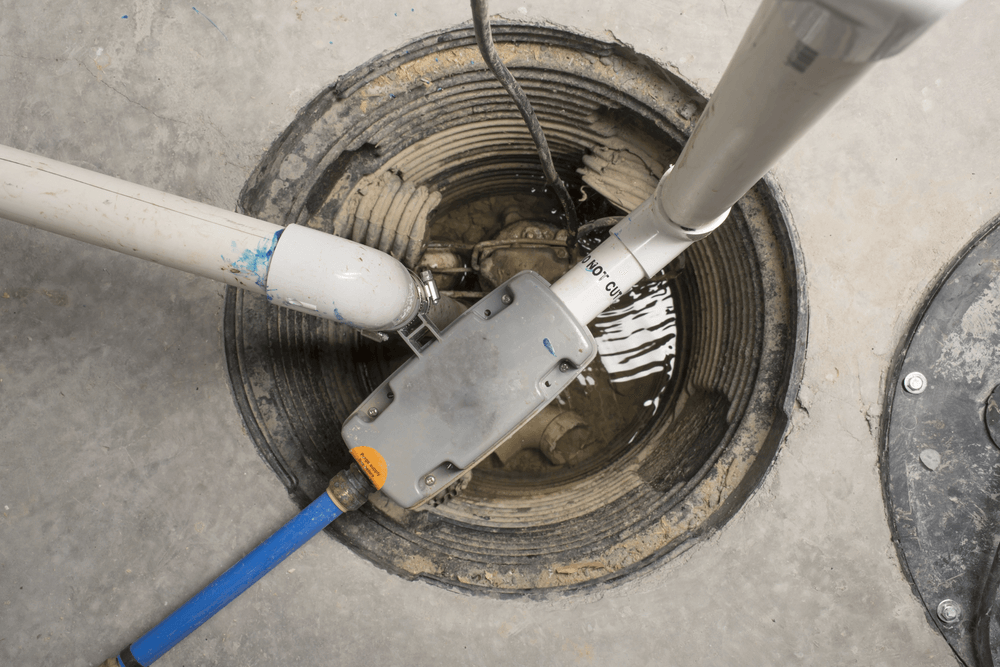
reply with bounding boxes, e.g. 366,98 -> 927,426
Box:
264,224 -> 421,331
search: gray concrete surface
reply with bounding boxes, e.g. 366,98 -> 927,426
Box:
1,0 -> 998,665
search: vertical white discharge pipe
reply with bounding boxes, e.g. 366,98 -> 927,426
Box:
0,144 -> 422,331
553,0 -> 964,326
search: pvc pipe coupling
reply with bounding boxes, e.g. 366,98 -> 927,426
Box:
551,168 -> 729,327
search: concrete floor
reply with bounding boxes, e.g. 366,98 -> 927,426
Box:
2,0 -> 999,665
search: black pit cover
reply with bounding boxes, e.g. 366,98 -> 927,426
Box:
884,214 -> 1000,665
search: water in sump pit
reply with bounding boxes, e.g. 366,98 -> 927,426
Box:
556,277 -> 676,457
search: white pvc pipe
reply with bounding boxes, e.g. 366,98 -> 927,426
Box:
657,0 -> 965,232
554,0 -> 963,326
0,144 -> 423,331
0,144 -> 284,292
653,0 -> 874,232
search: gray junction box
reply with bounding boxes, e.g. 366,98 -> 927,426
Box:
341,271 -> 597,508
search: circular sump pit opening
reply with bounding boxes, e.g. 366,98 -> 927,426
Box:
224,22 -> 806,595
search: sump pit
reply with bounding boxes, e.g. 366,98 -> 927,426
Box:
224,22 -> 806,594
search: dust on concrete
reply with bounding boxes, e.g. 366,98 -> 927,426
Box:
932,277 -> 1000,384
398,554 -> 441,576
1,287 -> 69,306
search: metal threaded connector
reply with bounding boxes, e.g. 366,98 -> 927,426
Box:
326,463 -> 375,512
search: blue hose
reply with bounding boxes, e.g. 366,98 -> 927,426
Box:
117,491 -> 344,667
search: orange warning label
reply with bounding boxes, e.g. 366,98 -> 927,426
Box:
350,446 -> 388,490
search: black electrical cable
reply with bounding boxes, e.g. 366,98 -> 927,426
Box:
470,0 -> 579,233
974,540 -> 1000,666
